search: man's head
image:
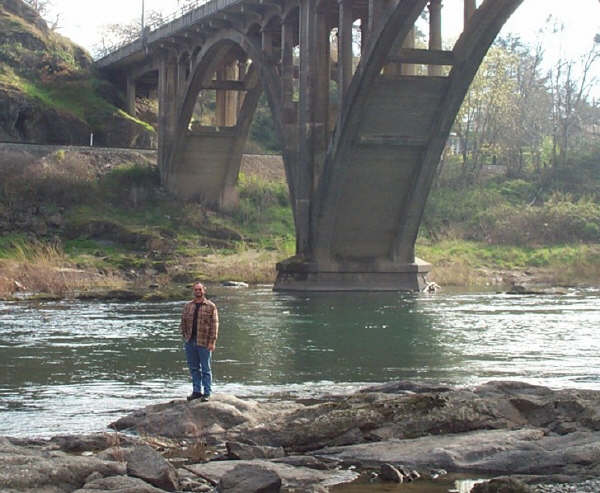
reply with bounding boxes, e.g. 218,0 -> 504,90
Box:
193,282 -> 206,299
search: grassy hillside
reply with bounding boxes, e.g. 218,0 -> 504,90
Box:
0,148 -> 294,299
0,0 -> 154,146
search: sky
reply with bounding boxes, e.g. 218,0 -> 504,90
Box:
47,0 -> 599,70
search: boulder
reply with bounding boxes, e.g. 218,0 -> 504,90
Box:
471,477 -> 534,493
0,437 -> 126,492
217,464 -> 282,493
125,444 -> 179,492
109,394 -> 290,443
380,463 -> 404,482
48,433 -> 131,453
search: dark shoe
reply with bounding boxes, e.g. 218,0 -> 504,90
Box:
200,395 -> 210,402
187,392 -> 203,401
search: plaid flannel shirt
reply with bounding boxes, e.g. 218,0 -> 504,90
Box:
179,298 -> 219,348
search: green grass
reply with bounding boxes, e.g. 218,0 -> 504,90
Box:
417,239 -> 599,270
18,77 -> 154,134
0,233 -> 30,258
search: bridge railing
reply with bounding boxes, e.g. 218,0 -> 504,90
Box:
96,0 -> 211,59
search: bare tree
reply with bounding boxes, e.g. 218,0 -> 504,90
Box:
22,0 -> 60,29
549,41 -> 599,168
93,10 -> 165,58
23,0 -> 52,16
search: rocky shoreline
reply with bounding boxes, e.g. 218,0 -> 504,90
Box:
3,380 -> 600,492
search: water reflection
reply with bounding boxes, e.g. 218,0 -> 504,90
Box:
218,290 -> 443,384
1,287 -> 599,437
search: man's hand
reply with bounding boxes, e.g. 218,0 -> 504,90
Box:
208,342 -> 216,351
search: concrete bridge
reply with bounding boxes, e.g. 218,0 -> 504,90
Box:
96,0 -> 522,291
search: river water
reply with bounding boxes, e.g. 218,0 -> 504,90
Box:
1,286 -> 600,441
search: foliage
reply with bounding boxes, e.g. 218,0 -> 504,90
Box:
448,34 -> 599,184
249,94 -> 281,153
231,173 -> 294,250
424,153 -> 600,247
0,150 -> 95,209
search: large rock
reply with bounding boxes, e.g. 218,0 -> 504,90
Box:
109,394 -> 293,444
125,445 -> 179,492
0,88 -> 91,145
471,477 -> 534,493
217,464 -> 282,493
0,436 -> 126,493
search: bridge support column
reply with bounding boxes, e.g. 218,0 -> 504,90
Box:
296,0 -> 330,256
337,0 -> 353,103
215,62 -> 238,127
401,28 -> 416,75
158,52 -> 178,181
428,0 -> 443,76
126,77 -> 136,115
464,0 -> 476,27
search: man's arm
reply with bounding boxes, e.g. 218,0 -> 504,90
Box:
179,303 -> 188,338
208,306 -> 219,351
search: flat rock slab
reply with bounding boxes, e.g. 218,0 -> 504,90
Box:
314,429 -> 600,476
187,458 -> 358,490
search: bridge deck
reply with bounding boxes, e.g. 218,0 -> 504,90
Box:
96,0 -> 244,69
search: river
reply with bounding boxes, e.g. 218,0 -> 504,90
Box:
1,286 -> 600,440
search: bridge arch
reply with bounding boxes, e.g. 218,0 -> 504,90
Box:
163,28 -> 287,209
276,0 -> 524,290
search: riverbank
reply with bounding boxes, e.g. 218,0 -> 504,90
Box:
1,146 -> 598,301
1,241 -> 598,302
4,380 -> 600,492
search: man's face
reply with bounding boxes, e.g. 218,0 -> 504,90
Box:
193,284 -> 205,298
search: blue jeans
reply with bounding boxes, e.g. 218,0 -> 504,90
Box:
184,341 -> 212,396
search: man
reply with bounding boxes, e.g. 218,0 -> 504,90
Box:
179,282 -> 219,402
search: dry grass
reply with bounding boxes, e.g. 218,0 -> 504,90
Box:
240,154 -> 286,182
542,254 -> 600,286
195,249 -> 283,284
0,241 -> 125,297
429,259 -> 490,288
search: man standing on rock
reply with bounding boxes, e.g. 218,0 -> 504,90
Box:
179,282 -> 219,402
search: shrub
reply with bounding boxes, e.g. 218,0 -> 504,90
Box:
474,193 -> 600,245
0,150 -> 95,208
98,164 -> 160,207
234,173 -> 289,222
